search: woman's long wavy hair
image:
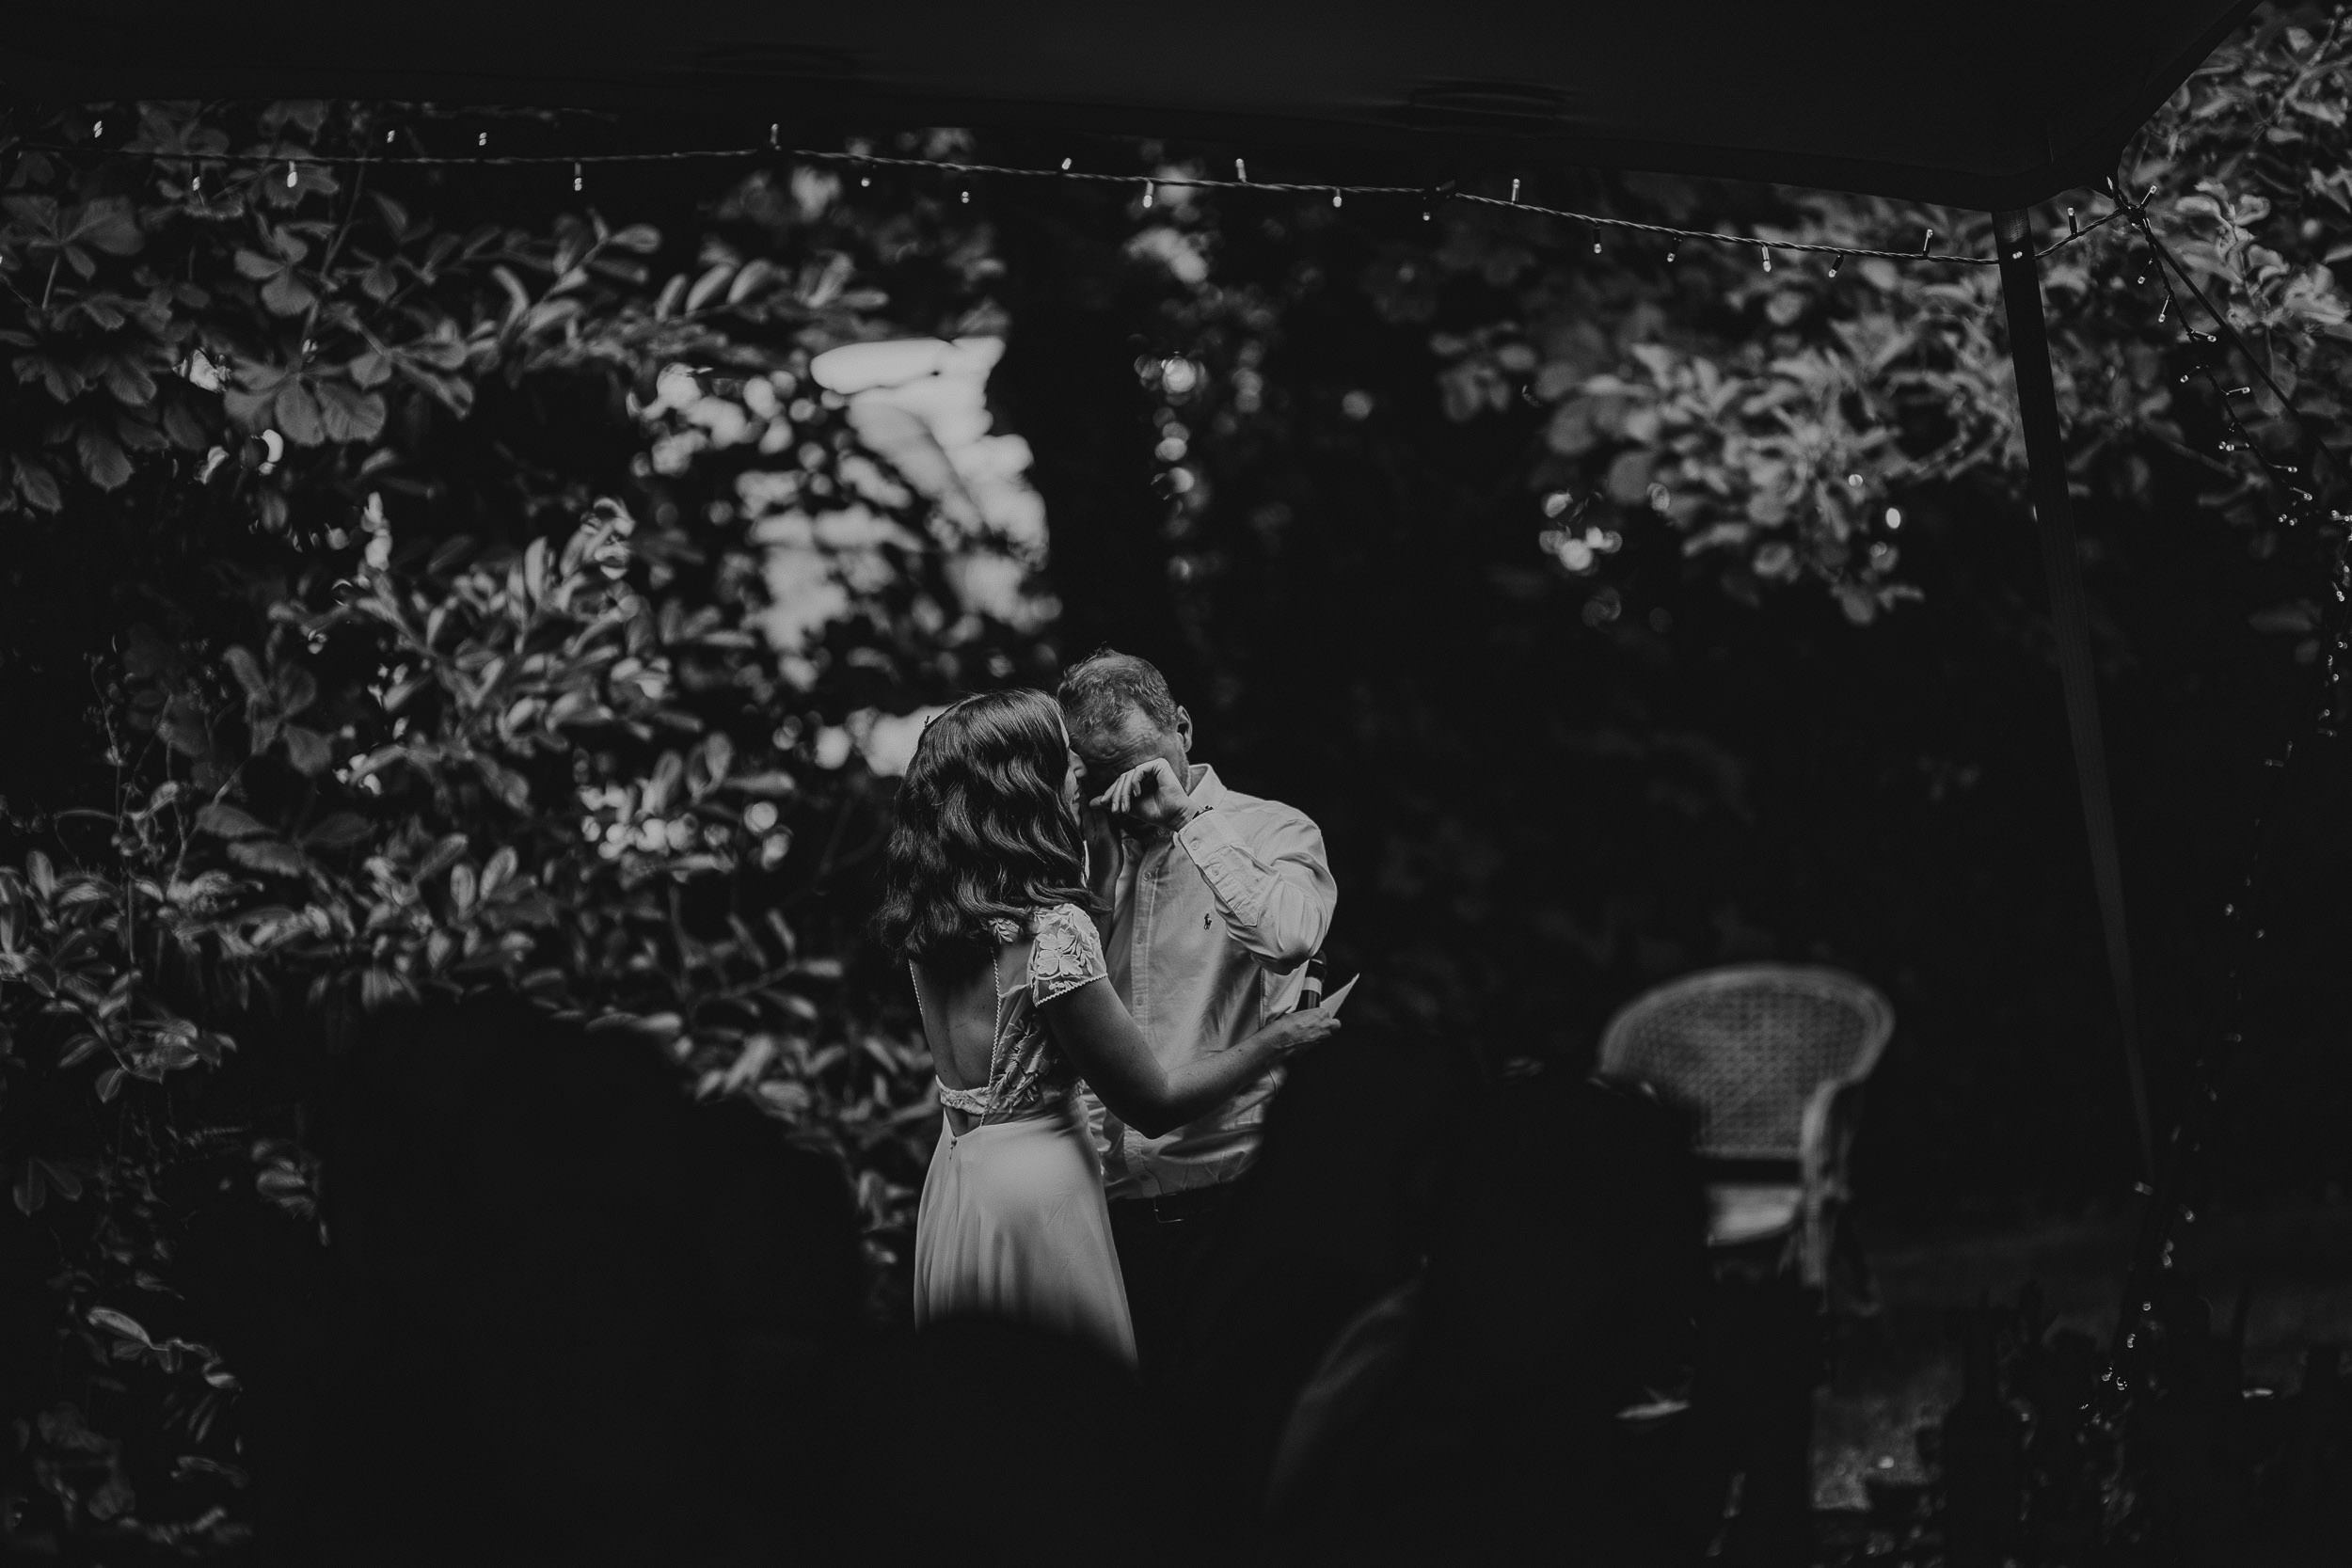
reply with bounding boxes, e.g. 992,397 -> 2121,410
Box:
872,689 -> 1099,972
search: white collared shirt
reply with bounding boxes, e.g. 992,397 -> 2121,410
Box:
1082,764 -> 1338,1199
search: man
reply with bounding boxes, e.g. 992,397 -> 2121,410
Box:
1056,648 -> 1339,1390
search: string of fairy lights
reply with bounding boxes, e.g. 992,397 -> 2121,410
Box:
36,122 -> 2128,271
2091,175 -> 2352,1421
37,118 -> 2352,1425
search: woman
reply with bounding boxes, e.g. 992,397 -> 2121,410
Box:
874,689 -> 1341,1363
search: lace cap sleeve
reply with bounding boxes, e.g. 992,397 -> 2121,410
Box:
1027,904 -> 1107,1006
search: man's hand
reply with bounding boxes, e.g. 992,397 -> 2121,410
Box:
1090,757 -> 1200,833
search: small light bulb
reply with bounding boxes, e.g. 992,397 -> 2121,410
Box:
1885,507 -> 1903,530
1762,251 -> 1772,272
1509,177 -> 1520,203
286,161 -> 298,188
573,162 -> 583,194
1332,190 -> 1343,208
1592,240 -> 1601,255
478,132 -> 488,148
1665,249 -> 1675,263
960,188 -> 970,204
386,129 -> 395,145
1828,253 -> 1842,277
1235,158 -> 1248,182
860,175 -> 870,188
769,123 -> 779,150
191,171 -> 202,193
1141,181 -> 1153,209
93,119 -> 103,137
1921,227 -> 1934,254
1061,156 -> 1073,171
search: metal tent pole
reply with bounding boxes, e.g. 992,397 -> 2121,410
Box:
1991,208 -> 2156,1181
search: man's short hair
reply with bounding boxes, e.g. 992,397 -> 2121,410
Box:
1057,647 -> 1182,741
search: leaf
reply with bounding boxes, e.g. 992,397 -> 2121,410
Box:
75,426 -> 134,491
195,801 -> 271,840
314,381 -> 387,444
26,850 -> 56,898
348,349 -> 393,388
274,661 -> 319,717
607,224 -> 661,254
2249,599 -> 2319,634
360,965 -> 415,1010
1605,449 -> 1656,504
161,395 -> 209,451
13,456 -> 64,512
221,385 -> 278,431
275,377 -> 325,445
686,262 -> 738,314
261,267 -> 318,317
88,1307 -> 151,1342
491,265 -> 532,326
158,695 -> 211,758
371,191 -> 412,237
302,811 -> 373,848
227,838 -> 311,878
727,258 -> 780,307
66,198 -> 143,257
474,755 -> 530,812
222,645 -> 269,699
102,356 -> 158,407
35,1157 -> 83,1201
282,724 -> 333,775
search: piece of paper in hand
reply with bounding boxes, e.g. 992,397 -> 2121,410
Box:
1319,974 -> 1359,1015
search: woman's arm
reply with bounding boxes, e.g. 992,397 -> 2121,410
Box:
1041,980 -> 1341,1139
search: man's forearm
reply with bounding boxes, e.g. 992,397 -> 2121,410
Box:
1176,812 -> 1335,968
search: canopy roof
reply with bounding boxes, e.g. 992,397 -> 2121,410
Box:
8,1 -> 2255,209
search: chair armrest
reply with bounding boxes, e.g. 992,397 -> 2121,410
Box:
1799,1076 -> 1866,1198
1797,1077 -> 1866,1289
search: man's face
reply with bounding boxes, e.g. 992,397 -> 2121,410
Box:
1070,705 -> 1189,820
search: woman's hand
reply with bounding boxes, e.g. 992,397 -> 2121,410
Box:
1254,1006 -> 1343,1062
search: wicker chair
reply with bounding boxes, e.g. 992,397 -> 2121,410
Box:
1597,964 -> 1893,1291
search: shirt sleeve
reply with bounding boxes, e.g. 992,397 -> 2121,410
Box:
1174,804 -> 1336,973
1029,903 -> 1109,1005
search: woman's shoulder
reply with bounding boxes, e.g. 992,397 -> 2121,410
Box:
1029,901 -> 1096,935
1025,904 -> 1105,994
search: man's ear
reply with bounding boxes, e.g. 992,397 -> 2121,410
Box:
1174,707 -> 1194,750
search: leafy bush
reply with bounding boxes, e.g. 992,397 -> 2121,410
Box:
2,102 -> 1032,1547
1370,6 -> 2352,623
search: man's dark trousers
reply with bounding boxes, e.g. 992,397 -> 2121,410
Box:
1107,1185 -> 1237,1395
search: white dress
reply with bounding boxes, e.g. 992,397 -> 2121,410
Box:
910,904 -> 1136,1364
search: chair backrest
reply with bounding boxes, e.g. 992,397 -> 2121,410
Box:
1596,964 -> 1894,1161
